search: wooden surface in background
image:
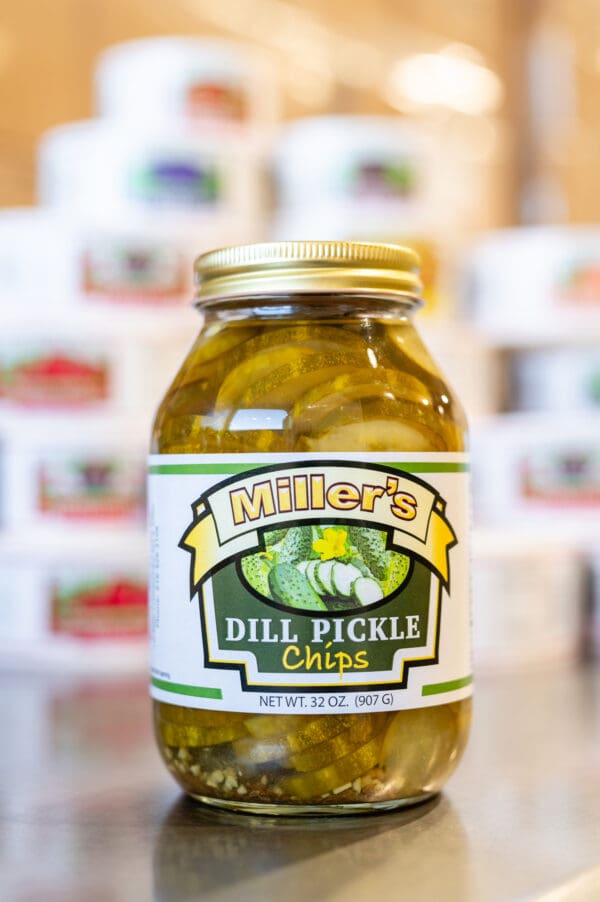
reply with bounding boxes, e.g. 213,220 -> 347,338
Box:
0,0 -> 511,210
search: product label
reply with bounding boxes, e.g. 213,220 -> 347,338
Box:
80,239 -> 187,304
38,455 -> 145,521
345,157 -> 417,200
0,347 -> 110,408
557,259 -> 600,306
51,574 -> 147,639
129,159 -> 221,207
521,448 -> 600,505
185,80 -> 246,121
149,453 -> 471,714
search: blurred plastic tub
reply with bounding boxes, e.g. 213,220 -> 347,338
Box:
0,310 -> 192,417
276,116 -> 427,213
0,414 -> 145,529
0,528 -> 148,672
471,529 -> 584,672
467,227 -> 600,344
512,346 -> 600,412
38,120 -> 266,220
0,208 -> 255,309
471,413 -> 600,537
95,37 -> 278,132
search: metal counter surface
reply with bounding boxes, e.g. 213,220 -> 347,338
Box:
1,666 -> 599,902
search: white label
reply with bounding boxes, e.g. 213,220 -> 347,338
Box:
148,452 -> 472,714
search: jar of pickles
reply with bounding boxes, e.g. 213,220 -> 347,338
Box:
149,241 -> 472,814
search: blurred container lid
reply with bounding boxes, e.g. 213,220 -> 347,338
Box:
95,36 -> 279,132
276,115 -> 429,212
38,119 -> 267,220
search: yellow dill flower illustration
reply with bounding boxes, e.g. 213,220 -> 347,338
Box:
312,527 -> 348,562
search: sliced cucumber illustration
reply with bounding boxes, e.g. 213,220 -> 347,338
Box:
305,560 -> 326,596
268,563 -> 327,611
353,577 -> 384,606
316,560 -> 336,594
331,562 -> 363,597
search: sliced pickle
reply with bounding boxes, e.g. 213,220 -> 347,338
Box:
299,418 -> 444,453
157,719 -> 249,748
289,369 -> 431,435
230,354 -> 368,412
213,324 -> 368,409
232,736 -> 289,765
290,714 -> 385,772
383,324 -> 440,376
244,714 -> 311,739
284,715 -> 355,754
244,714 -> 352,753
282,734 -> 383,800
381,704 -> 461,794
157,704 -> 246,728
215,344 -> 322,410
182,325 -> 259,370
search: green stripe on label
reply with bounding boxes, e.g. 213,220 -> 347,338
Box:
148,464 -> 256,475
385,463 -> 469,473
149,462 -> 469,476
151,677 -> 223,699
421,675 -> 473,696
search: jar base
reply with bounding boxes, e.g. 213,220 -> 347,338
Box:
187,790 -> 437,817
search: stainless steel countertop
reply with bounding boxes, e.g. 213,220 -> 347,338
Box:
1,666 -> 599,902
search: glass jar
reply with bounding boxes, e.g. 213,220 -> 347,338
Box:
149,241 -> 472,815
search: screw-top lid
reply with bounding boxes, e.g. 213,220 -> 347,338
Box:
194,240 -> 422,303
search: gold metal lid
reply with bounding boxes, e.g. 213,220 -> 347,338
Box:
194,240 -> 422,303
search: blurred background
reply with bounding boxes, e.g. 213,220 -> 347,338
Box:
0,0 -> 599,678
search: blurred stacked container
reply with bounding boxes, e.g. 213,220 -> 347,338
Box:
273,114 -> 502,422
0,37 -> 277,670
468,226 -> 600,670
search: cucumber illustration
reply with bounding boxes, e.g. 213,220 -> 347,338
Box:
241,554 -> 273,598
279,526 -> 313,564
348,526 -> 388,580
383,552 -> 411,595
353,577 -> 384,606
264,528 -> 287,547
331,562 -> 363,597
305,560 -> 326,595
315,560 -> 336,594
348,556 -> 374,579
268,563 -> 328,611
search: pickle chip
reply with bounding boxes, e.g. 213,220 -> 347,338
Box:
156,704 -> 246,728
289,369 -> 431,435
381,705 -> 460,794
244,714 -> 312,739
283,734 -> 383,800
183,326 -> 259,370
384,325 -> 440,377
284,715 -> 354,754
232,353 -> 368,412
290,714 -> 385,772
299,418 -> 444,453
157,719 -> 249,748
232,736 -> 288,765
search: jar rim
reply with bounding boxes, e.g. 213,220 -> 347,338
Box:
194,240 -> 422,304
